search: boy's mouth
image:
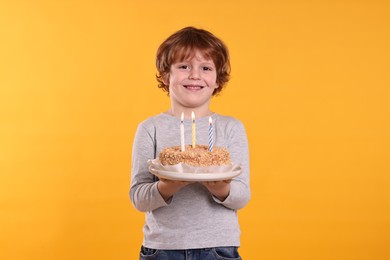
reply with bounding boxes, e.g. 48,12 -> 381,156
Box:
184,84 -> 204,90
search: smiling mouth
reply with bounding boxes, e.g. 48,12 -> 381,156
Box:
184,85 -> 204,90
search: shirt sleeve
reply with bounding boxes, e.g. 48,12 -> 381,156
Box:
214,119 -> 251,209
129,122 -> 168,212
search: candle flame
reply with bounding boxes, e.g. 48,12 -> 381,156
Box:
191,111 -> 195,122
181,112 -> 184,122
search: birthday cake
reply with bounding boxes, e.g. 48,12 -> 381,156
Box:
159,144 -> 231,167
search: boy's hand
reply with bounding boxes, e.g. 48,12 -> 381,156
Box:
157,178 -> 192,201
201,179 -> 231,201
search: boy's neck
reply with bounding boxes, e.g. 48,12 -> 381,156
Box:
166,108 -> 214,119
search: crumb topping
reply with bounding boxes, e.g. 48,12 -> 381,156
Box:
159,144 -> 231,166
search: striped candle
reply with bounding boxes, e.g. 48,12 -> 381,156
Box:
208,117 -> 213,152
191,111 -> 196,148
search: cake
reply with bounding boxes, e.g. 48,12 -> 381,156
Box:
159,144 -> 231,167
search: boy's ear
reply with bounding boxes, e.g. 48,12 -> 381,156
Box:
162,74 -> 170,86
212,84 -> 220,95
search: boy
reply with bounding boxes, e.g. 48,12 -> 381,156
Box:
130,26 -> 250,260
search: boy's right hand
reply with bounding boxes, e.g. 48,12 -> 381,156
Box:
157,178 -> 192,201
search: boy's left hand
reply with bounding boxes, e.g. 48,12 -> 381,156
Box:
201,179 -> 231,201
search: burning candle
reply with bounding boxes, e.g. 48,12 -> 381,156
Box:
180,112 -> 185,152
191,111 -> 196,148
208,117 -> 213,152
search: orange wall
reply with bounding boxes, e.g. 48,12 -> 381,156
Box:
1,1 -> 389,259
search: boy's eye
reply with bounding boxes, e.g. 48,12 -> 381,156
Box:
202,66 -> 213,71
178,65 -> 189,69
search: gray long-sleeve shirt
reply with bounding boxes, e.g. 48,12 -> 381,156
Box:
130,113 -> 250,249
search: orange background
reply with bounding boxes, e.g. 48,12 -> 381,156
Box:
1,1 -> 389,259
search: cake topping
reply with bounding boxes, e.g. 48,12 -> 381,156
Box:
159,144 -> 231,167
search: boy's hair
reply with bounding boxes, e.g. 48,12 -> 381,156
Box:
156,26 -> 231,96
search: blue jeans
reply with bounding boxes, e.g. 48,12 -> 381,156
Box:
140,246 -> 242,260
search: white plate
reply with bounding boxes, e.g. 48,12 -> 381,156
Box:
148,165 -> 242,181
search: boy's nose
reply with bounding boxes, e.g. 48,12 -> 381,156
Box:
188,69 -> 200,80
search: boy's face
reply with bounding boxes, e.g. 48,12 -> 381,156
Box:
166,50 -> 219,113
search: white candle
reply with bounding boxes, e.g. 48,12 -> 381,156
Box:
180,112 -> 185,152
191,111 -> 196,148
208,117 -> 213,152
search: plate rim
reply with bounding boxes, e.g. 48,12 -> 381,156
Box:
148,165 -> 242,181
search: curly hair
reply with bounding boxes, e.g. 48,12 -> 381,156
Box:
156,27 -> 231,96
